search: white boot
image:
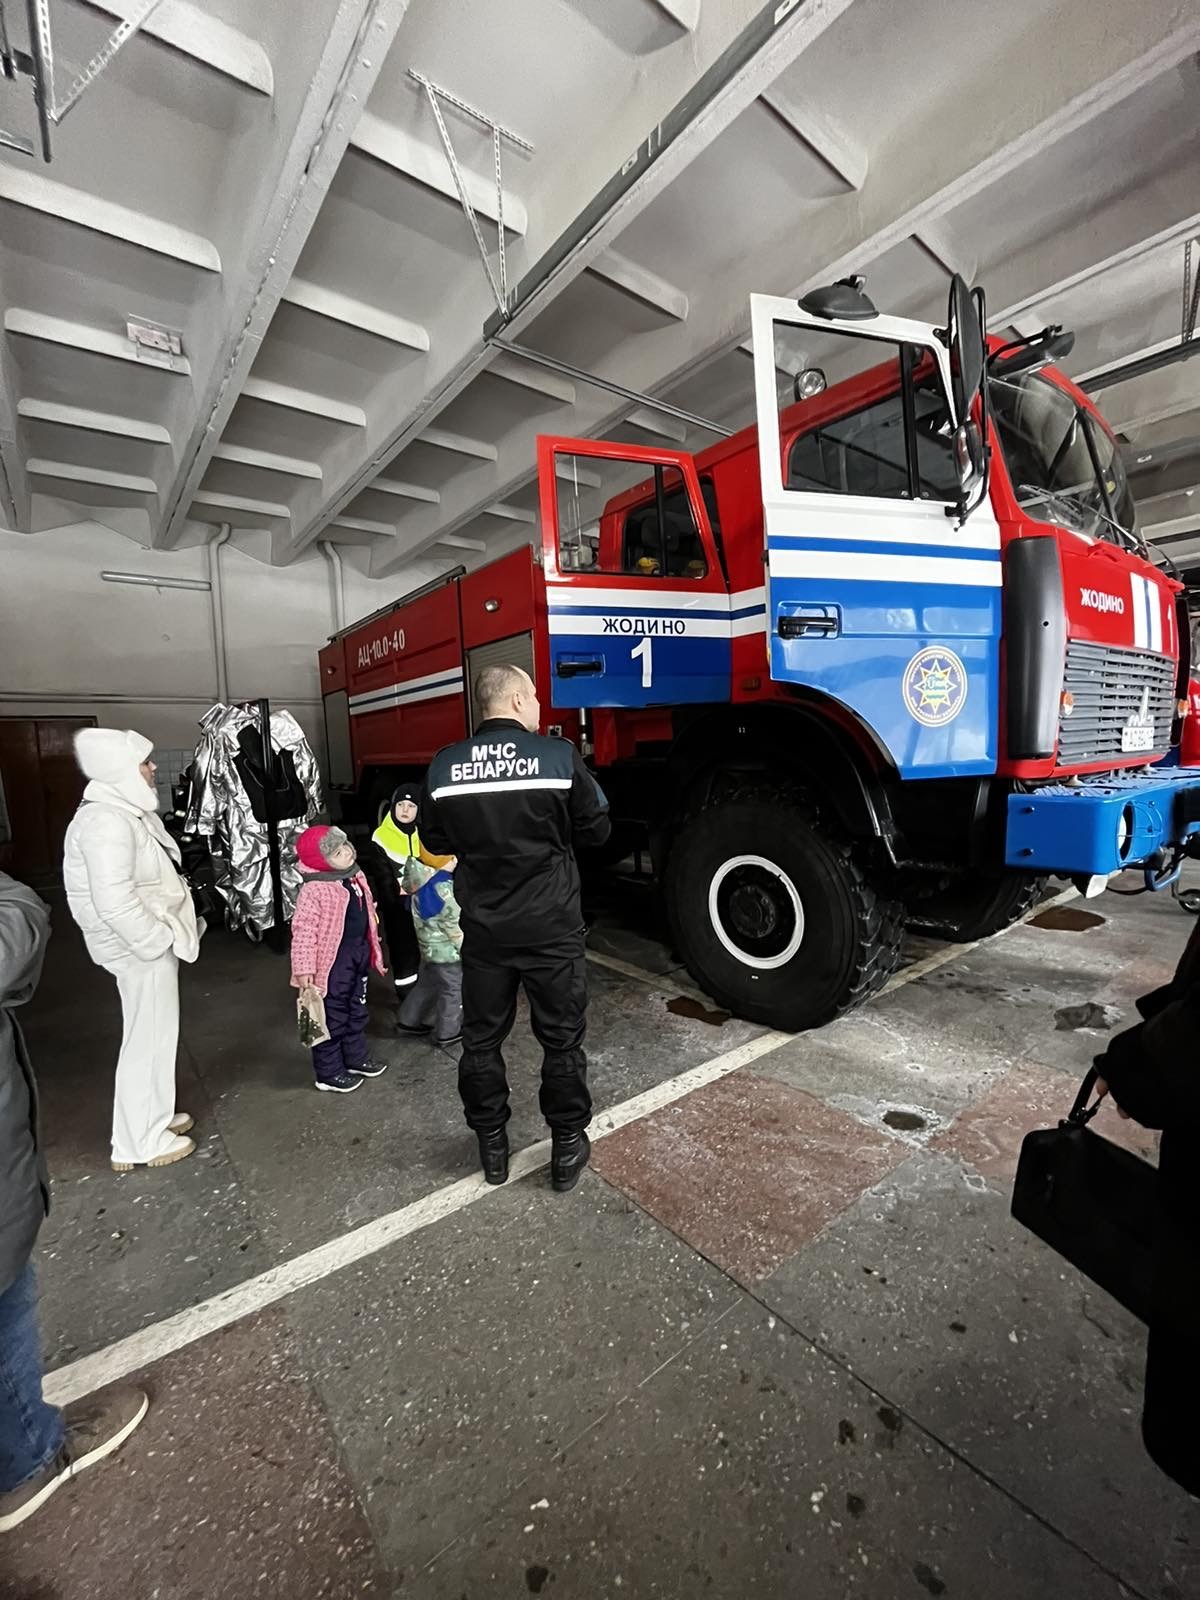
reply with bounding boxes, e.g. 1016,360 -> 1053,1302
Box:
112,1134 -> 195,1173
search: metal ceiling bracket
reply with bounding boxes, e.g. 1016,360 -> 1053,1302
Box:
0,0 -> 164,160
1183,238 -> 1200,347
409,68 -> 532,319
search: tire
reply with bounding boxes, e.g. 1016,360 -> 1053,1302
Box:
901,869 -> 1046,942
664,793 -> 903,1033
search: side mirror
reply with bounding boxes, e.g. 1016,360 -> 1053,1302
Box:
953,420 -> 985,492
793,367 -> 827,402
946,273 -> 985,420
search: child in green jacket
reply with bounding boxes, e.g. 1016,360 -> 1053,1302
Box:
395,847 -> 463,1047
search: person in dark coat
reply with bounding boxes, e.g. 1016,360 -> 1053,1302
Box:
365,783 -> 423,1002
1095,912 -> 1200,1499
422,664 -> 611,1192
0,872 -> 148,1534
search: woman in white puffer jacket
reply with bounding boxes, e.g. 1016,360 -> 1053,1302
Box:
63,729 -> 202,1171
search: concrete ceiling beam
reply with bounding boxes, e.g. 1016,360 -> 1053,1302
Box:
417,427 -> 498,461
1077,335 -> 1194,387
16,398 -> 171,444
157,0 -> 415,550
0,168 -> 220,271
332,514 -> 396,536
1096,355 -> 1200,433
625,407 -> 689,444
341,0 -> 860,580
914,219 -> 978,283
437,532 -> 487,550
26,458 -> 157,494
349,112 -> 529,234
479,503 -> 536,524
87,1 -> 274,95
649,0 -> 701,31
759,86 -> 866,190
554,459 -> 602,490
371,478 -> 441,504
589,250 -> 689,321
492,0 -> 857,343
241,377 -> 366,428
280,278 -> 431,352
1143,513 -> 1200,541
4,308 -> 192,373
192,490 -> 291,519
990,201 -> 1200,331
488,353 -> 576,404
211,442 -> 323,480
370,0 -> 1200,583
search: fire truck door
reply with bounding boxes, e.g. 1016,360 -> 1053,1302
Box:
749,289 -> 1002,779
536,436 -> 733,709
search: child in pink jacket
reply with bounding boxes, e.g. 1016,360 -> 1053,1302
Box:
291,825 -> 388,1093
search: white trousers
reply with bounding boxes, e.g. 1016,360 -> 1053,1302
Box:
107,953 -> 180,1165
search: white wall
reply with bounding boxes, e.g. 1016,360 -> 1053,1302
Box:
0,522 -> 379,784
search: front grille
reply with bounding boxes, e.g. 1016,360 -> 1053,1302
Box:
1056,641 -> 1175,767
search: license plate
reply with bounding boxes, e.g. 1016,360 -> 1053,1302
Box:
1121,720 -> 1155,753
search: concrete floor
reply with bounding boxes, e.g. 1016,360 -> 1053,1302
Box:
3,874 -> 1199,1598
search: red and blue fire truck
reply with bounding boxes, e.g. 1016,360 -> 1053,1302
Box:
319,276 -> 1200,1031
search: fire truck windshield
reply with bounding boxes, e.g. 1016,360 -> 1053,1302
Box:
989,370 -> 1138,546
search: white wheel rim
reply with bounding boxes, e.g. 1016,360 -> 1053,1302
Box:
707,853 -> 805,970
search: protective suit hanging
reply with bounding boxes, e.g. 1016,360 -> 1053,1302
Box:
185,704 -> 322,934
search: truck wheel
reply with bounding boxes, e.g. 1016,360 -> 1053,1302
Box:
902,870 -> 1046,942
664,796 -> 903,1032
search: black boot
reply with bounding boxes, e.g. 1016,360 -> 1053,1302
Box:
551,1130 -> 590,1193
477,1128 -> 509,1186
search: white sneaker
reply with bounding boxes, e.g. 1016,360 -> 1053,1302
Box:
168,1112 -> 194,1135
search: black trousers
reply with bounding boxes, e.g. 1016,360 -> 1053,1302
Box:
381,897 -> 420,990
458,934 -> 591,1135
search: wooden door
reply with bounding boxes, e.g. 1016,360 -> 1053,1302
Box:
0,718 -> 94,885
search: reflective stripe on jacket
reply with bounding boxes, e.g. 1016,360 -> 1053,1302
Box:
422,718 -> 610,948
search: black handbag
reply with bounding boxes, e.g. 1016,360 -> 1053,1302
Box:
1011,1068 -> 1157,1325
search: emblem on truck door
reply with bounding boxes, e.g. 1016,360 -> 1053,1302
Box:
903,647 -> 968,727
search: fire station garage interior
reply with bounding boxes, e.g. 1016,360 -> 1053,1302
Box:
3,1 -> 1200,1594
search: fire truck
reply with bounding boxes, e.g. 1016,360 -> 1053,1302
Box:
319,276 -> 1200,1032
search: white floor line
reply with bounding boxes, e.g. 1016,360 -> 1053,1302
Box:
45,885 -> 1076,1409
584,947 -> 712,1005
43,1032 -> 790,1410
879,884 -> 1079,996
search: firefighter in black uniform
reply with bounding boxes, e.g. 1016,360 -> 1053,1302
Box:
422,664 -> 611,1191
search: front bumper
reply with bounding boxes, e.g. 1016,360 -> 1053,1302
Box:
1005,768 -> 1200,876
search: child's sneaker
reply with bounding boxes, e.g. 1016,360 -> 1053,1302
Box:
352,1059 -> 389,1078
316,1071 -> 362,1093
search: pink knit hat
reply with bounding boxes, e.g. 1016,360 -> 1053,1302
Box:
296,824 -> 352,872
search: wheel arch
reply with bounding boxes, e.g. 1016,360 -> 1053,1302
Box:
666,699 -> 899,858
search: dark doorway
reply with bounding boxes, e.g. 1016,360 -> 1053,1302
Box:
0,717 -> 95,887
